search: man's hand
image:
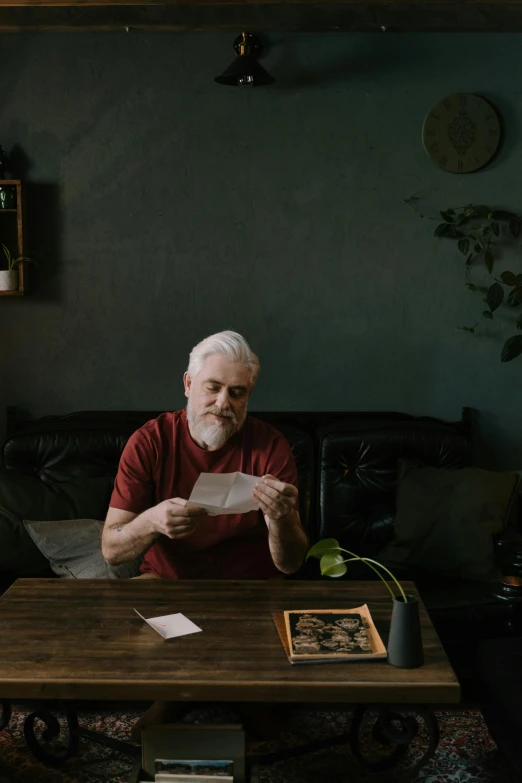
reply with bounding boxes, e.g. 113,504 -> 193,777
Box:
253,474 -> 307,574
149,498 -> 208,539
253,475 -> 297,523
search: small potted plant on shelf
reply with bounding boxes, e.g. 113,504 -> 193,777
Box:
0,242 -> 35,292
306,538 -> 424,668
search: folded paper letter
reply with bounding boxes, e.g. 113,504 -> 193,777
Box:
134,609 -> 202,640
187,471 -> 261,515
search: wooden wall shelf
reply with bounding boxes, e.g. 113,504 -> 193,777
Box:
0,180 -> 25,297
1,0 -> 522,33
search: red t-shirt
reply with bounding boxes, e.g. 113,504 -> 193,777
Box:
109,410 -> 298,579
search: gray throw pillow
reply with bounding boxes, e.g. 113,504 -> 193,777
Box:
379,461 -> 521,582
23,519 -> 142,579
0,470 -> 115,577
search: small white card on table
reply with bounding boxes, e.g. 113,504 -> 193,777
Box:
134,609 -> 202,640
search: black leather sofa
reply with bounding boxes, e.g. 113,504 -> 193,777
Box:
2,405 -> 521,697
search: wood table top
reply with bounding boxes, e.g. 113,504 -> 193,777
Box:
0,579 -> 460,703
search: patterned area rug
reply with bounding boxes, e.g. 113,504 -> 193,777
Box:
0,704 -> 518,783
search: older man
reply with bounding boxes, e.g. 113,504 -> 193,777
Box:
102,330 -> 307,578
102,331 -> 308,739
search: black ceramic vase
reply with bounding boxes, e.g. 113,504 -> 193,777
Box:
387,594 -> 424,668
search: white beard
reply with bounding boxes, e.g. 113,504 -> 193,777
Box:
186,396 -> 246,449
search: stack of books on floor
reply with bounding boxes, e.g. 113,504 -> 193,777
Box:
154,759 -> 233,782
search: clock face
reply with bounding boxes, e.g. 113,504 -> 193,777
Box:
422,93 -> 501,173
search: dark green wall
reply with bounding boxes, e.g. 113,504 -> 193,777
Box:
1,33 -> 521,466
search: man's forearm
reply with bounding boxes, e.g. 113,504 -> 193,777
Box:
268,510 -> 308,574
102,511 -> 161,566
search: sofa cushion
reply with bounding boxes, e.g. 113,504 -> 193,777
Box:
379,462 -> 520,582
23,518 -> 141,578
0,468 -> 114,578
317,419 -> 472,558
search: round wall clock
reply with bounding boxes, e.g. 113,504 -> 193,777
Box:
422,93 -> 501,173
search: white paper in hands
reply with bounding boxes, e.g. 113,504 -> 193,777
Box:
187,471 -> 261,516
134,609 -> 202,640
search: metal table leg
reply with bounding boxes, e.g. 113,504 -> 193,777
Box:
349,704 -> 439,779
258,704 -> 439,781
22,700 -> 140,767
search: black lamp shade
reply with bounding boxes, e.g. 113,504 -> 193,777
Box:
214,55 -> 275,86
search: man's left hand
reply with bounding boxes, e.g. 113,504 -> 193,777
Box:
253,475 -> 297,522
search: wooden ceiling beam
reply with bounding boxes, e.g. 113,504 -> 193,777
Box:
0,1 -> 519,33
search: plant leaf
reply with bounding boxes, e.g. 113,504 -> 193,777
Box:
434,223 -> 463,239
320,553 -> 347,578
485,251 -> 494,274
491,222 -> 500,237
440,210 -> 454,223
457,238 -> 470,256
501,271 -> 518,286
487,282 -> 504,312
507,287 -> 522,307
510,218 -> 521,238
306,538 -> 341,561
516,274 -> 522,286
517,314 -> 522,330
482,310 -> 494,319
501,335 -> 522,362
10,256 -> 36,268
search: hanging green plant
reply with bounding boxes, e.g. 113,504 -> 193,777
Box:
405,198 -> 522,362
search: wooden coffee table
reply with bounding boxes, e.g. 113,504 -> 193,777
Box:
0,578 -> 459,780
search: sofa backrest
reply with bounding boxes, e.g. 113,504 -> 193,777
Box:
2,408 -> 473,548
2,410 -> 315,533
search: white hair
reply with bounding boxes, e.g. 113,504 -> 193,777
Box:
187,330 -> 260,385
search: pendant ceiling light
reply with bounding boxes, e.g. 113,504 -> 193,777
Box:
214,32 -> 274,87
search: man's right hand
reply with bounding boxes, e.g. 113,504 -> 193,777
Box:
149,498 -> 208,539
